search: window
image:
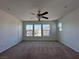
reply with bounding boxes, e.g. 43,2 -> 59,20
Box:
26,24 -> 33,36
25,24 -> 50,37
34,24 -> 41,37
58,22 -> 63,31
43,24 -> 50,36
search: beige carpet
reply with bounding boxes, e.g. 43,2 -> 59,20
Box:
0,42 -> 79,59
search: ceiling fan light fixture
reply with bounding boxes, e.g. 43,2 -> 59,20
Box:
31,9 -> 48,21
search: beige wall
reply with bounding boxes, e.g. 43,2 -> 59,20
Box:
59,8 -> 79,52
0,9 -> 22,53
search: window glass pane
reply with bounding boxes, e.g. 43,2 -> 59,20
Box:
58,23 -> 62,31
26,24 -> 33,36
34,24 -> 41,36
43,24 -> 50,36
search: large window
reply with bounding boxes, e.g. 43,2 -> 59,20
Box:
43,24 -> 50,36
25,24 -> 50,37
34,24 -> 41,36
26,24 -> 33,36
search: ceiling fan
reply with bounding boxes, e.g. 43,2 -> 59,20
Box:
31,9 -> 48,21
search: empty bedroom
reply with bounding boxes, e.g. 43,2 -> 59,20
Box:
0,0 -> 79,59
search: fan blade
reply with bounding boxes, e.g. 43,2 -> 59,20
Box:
41,11 -> 48,15
42,16 -> 48,19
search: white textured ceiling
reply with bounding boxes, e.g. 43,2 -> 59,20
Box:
0,0 -> 79,21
